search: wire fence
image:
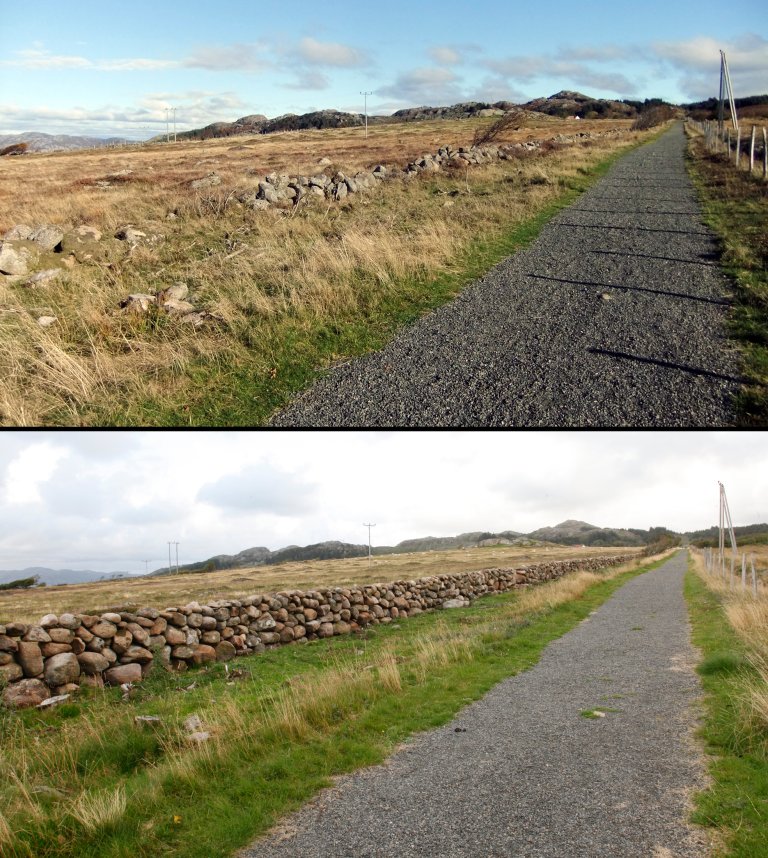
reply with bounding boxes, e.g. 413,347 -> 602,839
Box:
701,545 -> 764,598
688,118 -> 768,181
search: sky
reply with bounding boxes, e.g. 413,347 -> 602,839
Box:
0,431 -> 766,574
0,0 -> 766,139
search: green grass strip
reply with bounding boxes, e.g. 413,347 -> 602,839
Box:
685,137 -> 768,426
684,562 -> 768,856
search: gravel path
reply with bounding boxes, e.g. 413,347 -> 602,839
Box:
271,125 -> 741,426
240,553 -> 708,858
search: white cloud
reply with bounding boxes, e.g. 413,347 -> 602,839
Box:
1,47 -> 178,72
183,42 -> 271,72
295,37 -> 368,68
652,33 -> 768,100
430,46 -> 462,66
377,66 -> 464,106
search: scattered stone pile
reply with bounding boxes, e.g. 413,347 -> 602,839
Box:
0,554 -> 632,708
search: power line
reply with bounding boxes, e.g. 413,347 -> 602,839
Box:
360,91 -> 373,139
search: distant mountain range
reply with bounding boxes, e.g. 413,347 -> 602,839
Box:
0,567 -> 132,587
0,132 -> 129,154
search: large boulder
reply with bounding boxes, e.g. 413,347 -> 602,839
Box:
44,652 -> 80,686
2,678 -> 51,709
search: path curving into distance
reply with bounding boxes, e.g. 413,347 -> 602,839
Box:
241,552 -> 708,858
270,124 -> 741,427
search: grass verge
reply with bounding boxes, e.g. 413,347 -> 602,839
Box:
685,130 -> 768,426
685,554 -> 768,856
1,554 -> 662,857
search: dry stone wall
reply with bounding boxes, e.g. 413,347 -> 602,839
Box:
0,554 -> 633,708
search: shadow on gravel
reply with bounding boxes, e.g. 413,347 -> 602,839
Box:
527,274 -> 730,306
555,222 -> 712,236
569,208 -> 703,215
588,348 -> 756,385
589,249 -> 719,268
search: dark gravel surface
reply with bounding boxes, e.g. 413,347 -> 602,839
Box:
241,553 -> 708,858
271,125 -> 741,426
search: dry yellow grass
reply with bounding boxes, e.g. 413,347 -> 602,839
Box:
0,116 -> 647,425
691,545 -> 768,732
0,543 -> 640,624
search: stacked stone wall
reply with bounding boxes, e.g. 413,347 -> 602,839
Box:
0,554 -> 633,708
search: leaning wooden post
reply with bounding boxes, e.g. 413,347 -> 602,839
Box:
750,125 -> 756,174
735,127 -> 741,168
762,126 -> 768,177
726,128 -> 731,160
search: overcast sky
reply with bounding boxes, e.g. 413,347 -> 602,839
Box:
0,0 -> 766,138
0,431 -> 765,574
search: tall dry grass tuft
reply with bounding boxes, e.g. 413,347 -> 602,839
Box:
377,650 -> 403,693
68,786 -> 127,832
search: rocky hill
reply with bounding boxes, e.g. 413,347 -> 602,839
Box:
527,520 -> 649,547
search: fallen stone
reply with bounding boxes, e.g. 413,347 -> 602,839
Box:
37,315 -> 58,327
442,599 -> 467,609
115,226 -> 147,243
135,715 -> 163,726
37,694 -> 71,709
120,293 -> 157,313
161,298 -> 197,315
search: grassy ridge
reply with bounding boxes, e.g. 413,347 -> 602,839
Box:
2,555 -> 659,857
685,556 -> 768,856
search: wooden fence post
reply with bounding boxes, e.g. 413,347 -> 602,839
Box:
750,126 -> 756,174
764,128 -> 768,180
735,127 -> 741,167
742,553 -> 747,590
751,555 -> 758,598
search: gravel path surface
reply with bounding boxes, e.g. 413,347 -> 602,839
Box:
241,553 -> 708,858
271,125 -> 741,426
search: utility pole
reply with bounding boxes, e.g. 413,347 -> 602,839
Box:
718,482 -> 738,587
165,107 -> 171,143
172,107 -> 177,143
173,542 -> 180,574
363,523 -> 376,565
719,51 -> 739,135
167,541 -> 173,574
360,91 -> 372,139
142,559 -> 151,576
